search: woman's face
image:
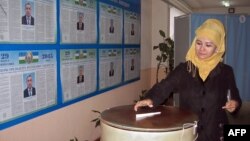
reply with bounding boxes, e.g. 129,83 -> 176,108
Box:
195,37 -> 217,60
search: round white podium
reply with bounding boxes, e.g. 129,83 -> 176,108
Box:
100,105 -> 198,141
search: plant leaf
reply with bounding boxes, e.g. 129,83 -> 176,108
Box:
153,46 -> 159,50
92,110 -> 101,114
162,54 -> 168,62
159,30 -> 165,38
156,55 -> 161,61
95,120 -> 101,128
159,43 -> 167,51
141,89 -> 147,94
166,37 -> 174,47
91,118 -> 99,122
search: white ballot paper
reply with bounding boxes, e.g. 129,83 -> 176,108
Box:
135,107 -> 161,120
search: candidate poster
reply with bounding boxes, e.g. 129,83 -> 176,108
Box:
99,2 -> 123,44
124,48 -> 140,81
99,48 -> 122,90
124,10 -> 140,44
60,0 -> 97,44
0,0 -> 56,43
60,49 -> 97,102
0,50 -> 57,123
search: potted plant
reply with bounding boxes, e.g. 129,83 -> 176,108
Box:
153,30 -> 174,83
135,30 -> 174,103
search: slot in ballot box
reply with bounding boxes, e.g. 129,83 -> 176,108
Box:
100,105 -> 198,141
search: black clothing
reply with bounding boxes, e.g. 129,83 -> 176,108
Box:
77,75 -> 84,83
24,87 -> 36,98
145,62 -> 242,141
109,26 -> 114,33
77,22 -> 84,30
22,16 -> 34,25
131,30 -> 135,35
109,69 -> 114,77
131,65 -> 134,71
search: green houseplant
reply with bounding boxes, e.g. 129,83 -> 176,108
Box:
135,30 -> 174,103
153,30 -> 174,83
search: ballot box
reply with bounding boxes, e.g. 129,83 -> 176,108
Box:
100,105 -> 198,141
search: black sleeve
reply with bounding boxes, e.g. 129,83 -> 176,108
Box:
227,66 -> 242,114
144,63 -> 185,107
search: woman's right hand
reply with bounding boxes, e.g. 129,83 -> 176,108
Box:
134,99 -> 153,111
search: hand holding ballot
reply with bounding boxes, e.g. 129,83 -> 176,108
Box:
134,99 -> 153,111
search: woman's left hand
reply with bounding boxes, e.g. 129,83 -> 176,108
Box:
222,100 -> 239,113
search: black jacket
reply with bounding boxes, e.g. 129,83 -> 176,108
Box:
145,62 -> 242,141
22,16 -> 34,25
77,75 -> 84,83
23,87 -> 36,98
77,22 -> 84,30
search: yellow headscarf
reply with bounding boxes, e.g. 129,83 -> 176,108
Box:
185,19 -> 225,81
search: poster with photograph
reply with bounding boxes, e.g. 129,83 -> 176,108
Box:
60,49 -> 97,102
0,0 -> 56,43
60,0 -> 97,44
124,48 -> 140,81
99,2 -> 123,44
0,0 -> 142,130
0,50 -> 57,123
124,10 -> 140,44
99,48 -> 122,90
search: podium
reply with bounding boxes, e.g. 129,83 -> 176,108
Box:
100,105 -> 198,141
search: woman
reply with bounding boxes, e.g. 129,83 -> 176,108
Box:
134,19 -> 242,141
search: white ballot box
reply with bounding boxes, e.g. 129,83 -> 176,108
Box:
100,105 -> 198,141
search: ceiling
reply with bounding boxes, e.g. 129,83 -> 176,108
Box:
181,0 -> 250,9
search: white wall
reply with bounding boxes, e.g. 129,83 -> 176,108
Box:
149,0 -> 171,85
151,0 -> 169,68
141,0 -> 152,70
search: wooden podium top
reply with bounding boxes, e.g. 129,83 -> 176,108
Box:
101,105 -> 198,132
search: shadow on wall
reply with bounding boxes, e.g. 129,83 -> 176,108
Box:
228,102 -> 250,124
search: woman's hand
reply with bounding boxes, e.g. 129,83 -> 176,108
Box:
222,100 -> 239,113
134,99 -> 153,111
